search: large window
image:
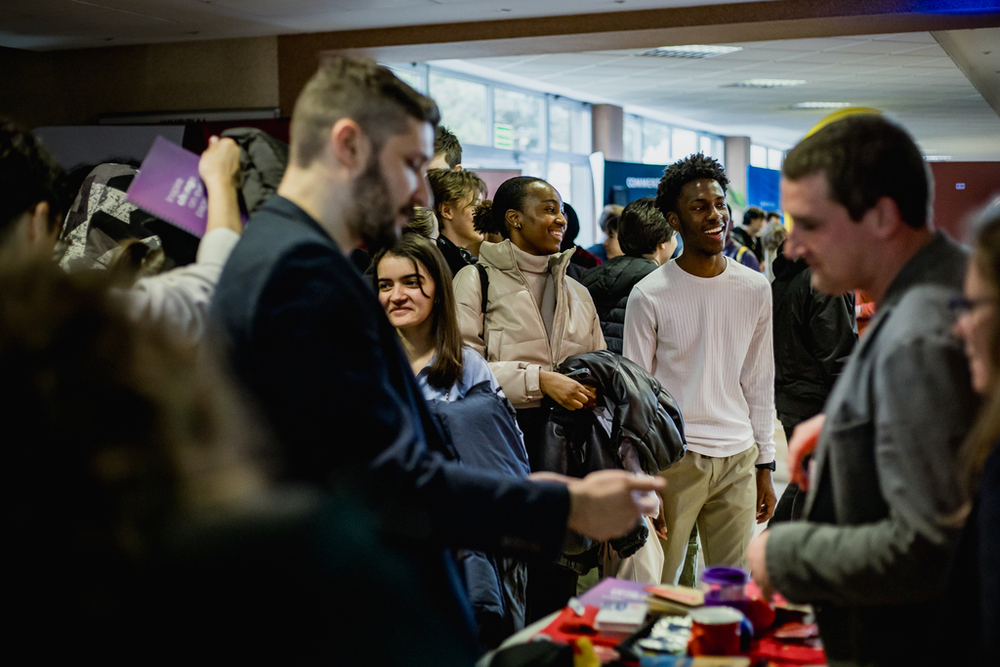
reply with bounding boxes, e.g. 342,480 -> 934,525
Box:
547,162 -> 573,210
493,88 -> 543,152
394,63 -> 597,244
751,144 -> 785,170
623,115 -> 642,163
671,128 -> 698,163
429,73 -> 488,148
384,62 -> 726,247
642,122 -> 671,165
549,102 -> 592,155
699,135 -> 714,157
768,147 -> 784,170
623,114 -> 725,168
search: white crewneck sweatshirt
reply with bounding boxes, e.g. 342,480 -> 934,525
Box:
623,257 -> 775,464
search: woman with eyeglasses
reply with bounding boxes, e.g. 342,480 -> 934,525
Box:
944,200 -> 1000,665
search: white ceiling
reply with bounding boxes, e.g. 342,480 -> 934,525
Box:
439,30 -> 1000,158
1,1 -> 998,160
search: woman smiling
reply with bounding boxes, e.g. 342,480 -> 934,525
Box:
453,176 -> 606,622
453,176 -> 606,462
944,201 -> 1000,665
376,233 -> 493,400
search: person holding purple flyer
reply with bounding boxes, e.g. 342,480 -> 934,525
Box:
0,117 -> 244,347
119,135 -> 244,344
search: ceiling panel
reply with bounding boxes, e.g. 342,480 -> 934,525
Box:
823,40 -> 931,55
874,32 -> 938,43
771,52 -> 874,65
451,29 -> 1000,159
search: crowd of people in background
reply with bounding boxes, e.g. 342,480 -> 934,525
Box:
2,55 -> 998,666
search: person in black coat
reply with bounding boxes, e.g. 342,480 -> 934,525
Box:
559,202 -> 602,282
770,241 -> 856,522
731,206 -> 766,265
581,197 -> 676,353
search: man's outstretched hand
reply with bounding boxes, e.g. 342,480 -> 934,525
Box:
556,470 -> 667,542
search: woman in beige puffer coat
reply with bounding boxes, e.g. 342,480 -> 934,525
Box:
453,176 -> 606,623
453,175 -> 606,464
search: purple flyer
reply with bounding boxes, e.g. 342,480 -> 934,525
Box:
126,136 -> 208,238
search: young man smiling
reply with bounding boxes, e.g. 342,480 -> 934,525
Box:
624,153 -> 776,585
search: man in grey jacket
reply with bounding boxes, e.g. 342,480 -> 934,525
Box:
747,114 -> 977,666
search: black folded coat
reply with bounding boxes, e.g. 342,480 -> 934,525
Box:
539,350 -> 686,568
540,350 -> 685,478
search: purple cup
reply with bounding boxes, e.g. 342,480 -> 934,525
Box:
701,566 -> 749,606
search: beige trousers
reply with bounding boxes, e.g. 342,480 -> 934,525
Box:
657,447 -> 757,584
599,516 -> 665,584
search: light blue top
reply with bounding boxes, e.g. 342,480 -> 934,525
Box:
415,346 -> 503,403
417,346 -> 529,473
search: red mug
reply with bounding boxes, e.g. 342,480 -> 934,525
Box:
688,606 -> 743,656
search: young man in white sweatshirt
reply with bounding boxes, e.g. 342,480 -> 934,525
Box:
623,153 -> 776,584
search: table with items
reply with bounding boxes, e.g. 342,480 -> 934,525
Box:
487,568 -> 826,667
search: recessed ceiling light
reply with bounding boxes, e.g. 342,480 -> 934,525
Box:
641,45 -> 743,59
791,102 -> 853,109
924,155 -> 952,161
724,79 -> 806,88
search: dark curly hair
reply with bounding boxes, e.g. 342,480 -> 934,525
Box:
0,118 -> 72,244
473,175 -> 547,238
655,153 -> 729,220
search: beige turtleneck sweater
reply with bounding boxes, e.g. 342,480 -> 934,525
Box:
510,242 -> 557,337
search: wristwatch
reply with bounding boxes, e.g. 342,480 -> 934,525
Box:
755,462 -> 777,471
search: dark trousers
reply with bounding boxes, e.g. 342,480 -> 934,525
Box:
770,412 -> 810,524
516,405 -> 579,622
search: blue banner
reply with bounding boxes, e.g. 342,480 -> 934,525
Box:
747,165 -> 781,212
603,160 -> 665,207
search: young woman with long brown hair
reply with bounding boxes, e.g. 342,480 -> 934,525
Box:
374,233 -> 530,648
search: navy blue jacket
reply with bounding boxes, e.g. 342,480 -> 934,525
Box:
209,196 -> 571,645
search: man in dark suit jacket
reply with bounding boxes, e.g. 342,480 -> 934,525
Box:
209,56 -> 664,652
